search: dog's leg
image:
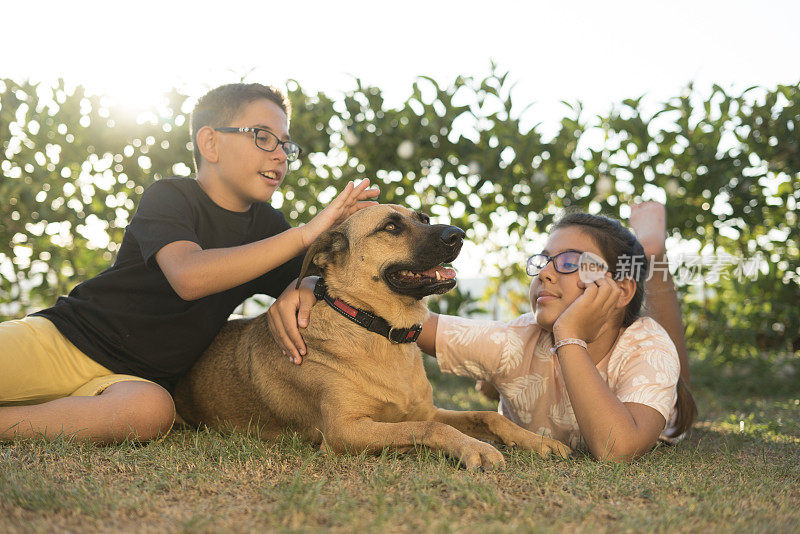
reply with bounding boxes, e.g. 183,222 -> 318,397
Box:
319,418 -> 505,470
432,409 -> 572,458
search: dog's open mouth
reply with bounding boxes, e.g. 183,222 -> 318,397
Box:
384,263 -> 457,299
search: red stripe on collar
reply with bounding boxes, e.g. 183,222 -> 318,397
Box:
333,298 -> 358,317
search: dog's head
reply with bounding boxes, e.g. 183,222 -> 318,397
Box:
297,205 -> 465,324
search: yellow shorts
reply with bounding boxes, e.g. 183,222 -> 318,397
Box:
0,316 -> 156,406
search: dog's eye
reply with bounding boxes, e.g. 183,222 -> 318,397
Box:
420,214 -> 430,224
384,223 -> 398,232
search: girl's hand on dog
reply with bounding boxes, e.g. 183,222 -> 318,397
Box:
552,272 -> 622,343
299,179 -> 380,249
267,276 -> 318,365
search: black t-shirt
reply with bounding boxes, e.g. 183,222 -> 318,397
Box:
33,177 -> 303,391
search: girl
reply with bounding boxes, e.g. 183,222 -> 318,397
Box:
416,205 -> 697,462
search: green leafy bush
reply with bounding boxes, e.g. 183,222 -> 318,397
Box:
1,71 -> 797,379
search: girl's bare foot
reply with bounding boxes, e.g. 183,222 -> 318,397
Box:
629,201 -> 667,258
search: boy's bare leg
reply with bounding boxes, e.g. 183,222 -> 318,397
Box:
0,381 -> 175,444
630,201 -> 691,384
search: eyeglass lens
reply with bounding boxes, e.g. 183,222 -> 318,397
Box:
254,130 -> 300,161
526,252 -> 583,275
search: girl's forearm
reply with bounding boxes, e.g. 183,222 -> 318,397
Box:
417,312 -> 439,356
555,345 -> 641,461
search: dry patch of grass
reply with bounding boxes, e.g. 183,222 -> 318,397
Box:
2,362 -> 799,532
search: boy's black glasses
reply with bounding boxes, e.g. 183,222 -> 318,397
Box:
214,127 -> 303,162
526,251 -> 583,276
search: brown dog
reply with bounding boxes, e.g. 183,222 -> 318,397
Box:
174,205 -> 570,469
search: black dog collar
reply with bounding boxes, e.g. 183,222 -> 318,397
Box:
313,278 -> 422,344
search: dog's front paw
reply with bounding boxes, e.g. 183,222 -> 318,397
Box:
455,439 -> 505,470
526,434 -> 572,459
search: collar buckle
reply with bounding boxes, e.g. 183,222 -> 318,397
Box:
389,325 -> 422,344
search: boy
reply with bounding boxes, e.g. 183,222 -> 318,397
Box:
0,83 -> 379,444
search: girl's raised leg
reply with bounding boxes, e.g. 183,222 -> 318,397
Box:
629,201 -> 690,384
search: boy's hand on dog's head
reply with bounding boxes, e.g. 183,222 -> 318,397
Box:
267,276 -> 319,365
299,179 -> 380,249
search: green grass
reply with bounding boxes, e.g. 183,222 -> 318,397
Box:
2,358 -> 799,533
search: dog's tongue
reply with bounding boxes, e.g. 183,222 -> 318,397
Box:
418,266 -> 457,280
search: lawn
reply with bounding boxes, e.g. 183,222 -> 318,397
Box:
2,357 -> 799,533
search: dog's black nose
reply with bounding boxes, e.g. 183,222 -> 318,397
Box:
440,226 -> 466,246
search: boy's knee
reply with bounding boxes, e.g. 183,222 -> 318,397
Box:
136,385 -> 176,439
104,381 -> 176,442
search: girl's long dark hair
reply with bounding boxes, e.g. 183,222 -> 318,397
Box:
552,212 -> 697,438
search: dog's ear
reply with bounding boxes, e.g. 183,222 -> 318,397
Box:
296,230 -> 349,287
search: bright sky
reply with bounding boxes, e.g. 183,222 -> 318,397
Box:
4,0 -> 798,281
5,0 -> 798,132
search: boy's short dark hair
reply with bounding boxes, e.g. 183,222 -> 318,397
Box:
190,83 -> 292,172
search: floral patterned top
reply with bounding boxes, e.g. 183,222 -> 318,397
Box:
435,314 -> 680,449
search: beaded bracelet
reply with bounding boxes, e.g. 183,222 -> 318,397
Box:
550,338 -> 588,354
